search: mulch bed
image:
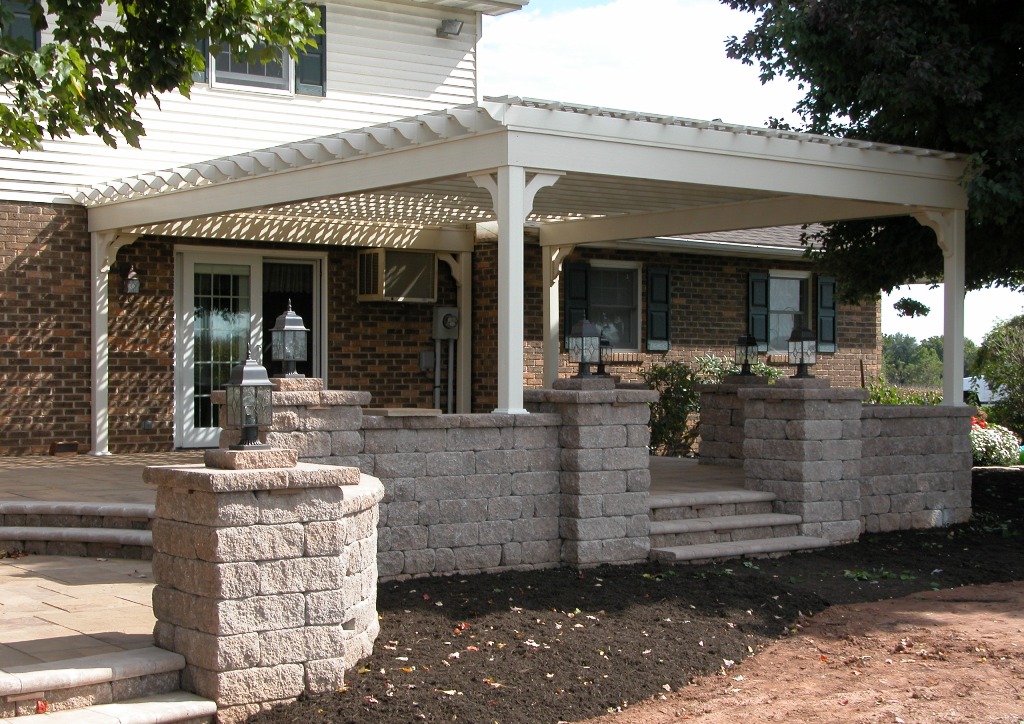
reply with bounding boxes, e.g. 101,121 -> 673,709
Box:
250,467 -> 1024,724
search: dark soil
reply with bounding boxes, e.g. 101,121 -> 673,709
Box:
250,467 -> 1024,724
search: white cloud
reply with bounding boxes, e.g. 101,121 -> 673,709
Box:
479,0 -> 802,125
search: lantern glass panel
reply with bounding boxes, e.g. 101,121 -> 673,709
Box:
225,385 -> 243,427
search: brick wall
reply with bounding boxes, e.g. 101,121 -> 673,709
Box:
108,237 -> 176,451
0,201 -> 882,454
0,202 -> 92,454
518,247 -> 881,396
325,247 -> 458,410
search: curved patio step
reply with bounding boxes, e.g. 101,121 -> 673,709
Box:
0,526 -> 152,560
650,535 -> 831,563
0,647 -> 213,721
0,501 -> 154,530
8,690 -> 216,722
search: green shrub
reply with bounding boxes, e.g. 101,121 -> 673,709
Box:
970,421 -> 1021,467
866,379 -> 942,405
638,361 -> 701,457
691,354 -> 783,384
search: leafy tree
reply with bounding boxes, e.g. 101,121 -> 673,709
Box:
919,335 -> 980,377
722,0 -> 1024,301
0,0 -> 321,150
976,316 -> 1024,434
882,333 -> 979,386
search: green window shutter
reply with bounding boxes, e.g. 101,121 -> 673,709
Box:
817,275 -> 838,353
646,265 -> 671,351
295,5 -> 327,96
563,262 -> 589,347
2,0 -> 39,49
748,271 -> 769,352
192,37 -> 209,83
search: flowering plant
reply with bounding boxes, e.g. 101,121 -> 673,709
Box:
970,417 -> 1020,466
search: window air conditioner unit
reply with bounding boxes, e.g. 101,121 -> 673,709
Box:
357,249 -> 437,302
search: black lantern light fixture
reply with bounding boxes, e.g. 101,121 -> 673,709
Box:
567,318 -> 602,377
123,264 -> 140,294
595,336 -> 613,376
224,344 -> 274,450
734,333 -> 759,376
787,317 -> 817,378
270,300 -> 309,378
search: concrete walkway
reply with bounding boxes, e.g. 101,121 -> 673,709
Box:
0,555 -> 155,668
0,453 -> 202,670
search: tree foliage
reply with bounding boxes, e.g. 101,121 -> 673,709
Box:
976,315 -> 1024,434
722,0 -> 1024,300
0,0 -> 321,150
881,333 -> 977,387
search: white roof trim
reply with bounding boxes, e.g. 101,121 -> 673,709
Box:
409,0 -> 528,16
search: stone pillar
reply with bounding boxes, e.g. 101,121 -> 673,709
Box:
145,447 -> 384,723
739,378 -> 867,543
526,377 -> 658,566
697,375 -> 770,466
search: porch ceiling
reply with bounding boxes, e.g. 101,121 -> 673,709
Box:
77,97 -> 969,251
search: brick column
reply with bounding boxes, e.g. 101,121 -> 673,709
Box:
739,378 -> 867,543
697,375 -> 770,466
527,377 -> 658,566
145,447 -> 384,723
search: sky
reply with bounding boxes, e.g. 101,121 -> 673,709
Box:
477,0 -> 1024,345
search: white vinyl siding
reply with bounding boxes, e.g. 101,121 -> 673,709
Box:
0,0 -> 479,202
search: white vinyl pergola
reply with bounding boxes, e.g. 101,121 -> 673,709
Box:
78,97 -> 969,455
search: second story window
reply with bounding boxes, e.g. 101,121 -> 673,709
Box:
193,4 -> 326,97
213,44 -> 289,91
1,0 -> 39,50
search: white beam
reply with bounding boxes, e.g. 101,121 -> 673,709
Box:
128,216 -> 476,251
913,209 -> 967,406
87,133 -> 511,232
540,196 -> 911,247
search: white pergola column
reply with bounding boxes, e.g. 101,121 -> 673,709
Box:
473,168 -> 561,413
914,209 -> 967,406
90,231 -> 139,455
541,244 -> 574,387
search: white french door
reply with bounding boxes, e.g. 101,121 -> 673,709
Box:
175,249 -> 324,448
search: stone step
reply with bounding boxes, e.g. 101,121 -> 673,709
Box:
648,489 -> 776,522
650,535 -> 831,563
0,648 -> 195,718
0,501 -> 155,530
0,526 -> 152,559
649,513 -> 803,548
8,691 -> 216,722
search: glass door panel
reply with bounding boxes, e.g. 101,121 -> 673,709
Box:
193,263 -> 251,432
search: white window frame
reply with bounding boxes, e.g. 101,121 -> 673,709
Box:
767,269 -> 811,353
588,260 -> 643,353
209,45 -> 294,95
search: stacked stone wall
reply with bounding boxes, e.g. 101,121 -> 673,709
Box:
740,379 -> 867,543
262,378 -> 655,578
146,451 -> 383,722
860,405 -> 973,531
358,413 -> 564,578
697,376 -> 770,465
